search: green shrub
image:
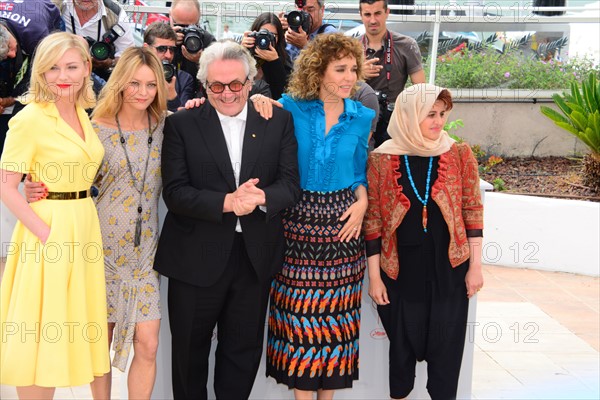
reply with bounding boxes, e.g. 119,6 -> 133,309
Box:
428,49 -> 599,90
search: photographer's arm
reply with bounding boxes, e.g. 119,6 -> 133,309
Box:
409,69 -> 426,84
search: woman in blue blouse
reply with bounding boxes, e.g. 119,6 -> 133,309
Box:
265,33 -> 375,400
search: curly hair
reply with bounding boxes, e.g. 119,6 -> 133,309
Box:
286,33 -> 365,100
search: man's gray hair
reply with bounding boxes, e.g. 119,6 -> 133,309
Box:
0,25 -> 10,62
197,40 -> 257,85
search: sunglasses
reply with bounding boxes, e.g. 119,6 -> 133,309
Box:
206,77 -> 249,94
153,45 -> 177,54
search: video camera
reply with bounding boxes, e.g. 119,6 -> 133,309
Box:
162,61 -> 176,83
248,29 -> 276,52
175,24 -> 207,54
85,24 -> 125,62
286,0 -> 312,33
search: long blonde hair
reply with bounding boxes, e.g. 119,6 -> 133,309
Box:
24,32 -> 95,108
93,47 -> 168,124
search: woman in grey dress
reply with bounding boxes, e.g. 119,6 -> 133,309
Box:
26,47 -> 168,400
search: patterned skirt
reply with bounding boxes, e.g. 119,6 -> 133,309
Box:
266,188 -> 366,390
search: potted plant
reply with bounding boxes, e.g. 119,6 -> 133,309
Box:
541,74 -> 600,192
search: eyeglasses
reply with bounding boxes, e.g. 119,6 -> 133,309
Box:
206,77 -> 249,94
153,45 -> 177,54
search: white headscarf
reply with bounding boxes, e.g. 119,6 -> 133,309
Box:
373,83 -> 454,156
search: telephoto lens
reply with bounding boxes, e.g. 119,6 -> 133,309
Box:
286,10 -> 311,33
90,42 -> 112,61
181,26 -> 205,53
84,24 -> 125,61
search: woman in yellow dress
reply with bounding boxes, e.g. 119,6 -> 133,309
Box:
23,47 -> 169,400
0,32 -> 110,399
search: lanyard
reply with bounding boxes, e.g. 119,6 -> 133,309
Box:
363,30 -> 393,81
71,14 -> 102,41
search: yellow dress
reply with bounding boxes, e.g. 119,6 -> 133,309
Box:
0,102 -> 110,387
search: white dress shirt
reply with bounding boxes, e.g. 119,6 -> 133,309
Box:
217,105 -> 248,232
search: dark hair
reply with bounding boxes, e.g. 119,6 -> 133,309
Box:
144,22 -> 177,45
250,12 -> 288,64
436,89 -> 453,111
359,0 -> 388,11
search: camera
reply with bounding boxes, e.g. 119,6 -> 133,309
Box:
248,29 -> 276,51
374,90 -> 394,117
85,24 -> 125,62
175,24 -> 206,54
162,61 -> 176,83
286,10 -> 311,33
373,91 -> 395,147
374,90 -> 388,106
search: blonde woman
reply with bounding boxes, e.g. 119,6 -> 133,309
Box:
25,46 -> 168,400
0,32 -> 110,399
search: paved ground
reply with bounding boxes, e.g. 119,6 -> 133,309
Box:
473,265 -> 599,399
1,263 -> 598,399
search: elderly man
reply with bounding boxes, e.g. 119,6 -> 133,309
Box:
61,0 -> 135,80
154,41 -> 300,399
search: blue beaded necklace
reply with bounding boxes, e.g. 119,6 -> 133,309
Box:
403,155 -> 433,232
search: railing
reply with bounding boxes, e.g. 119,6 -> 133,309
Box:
121,2 -> 600,101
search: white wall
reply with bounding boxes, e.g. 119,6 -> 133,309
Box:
451,102 -> 588,158
483,192 -> 600,276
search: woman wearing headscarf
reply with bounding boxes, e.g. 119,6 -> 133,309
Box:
363,83 -> 484,400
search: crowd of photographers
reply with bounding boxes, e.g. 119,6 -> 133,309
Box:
1,0 -> 424,153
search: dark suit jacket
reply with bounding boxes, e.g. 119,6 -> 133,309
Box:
154,101 -> 300,287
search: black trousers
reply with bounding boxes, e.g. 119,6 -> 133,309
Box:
168,234 -> 271,400
378,277 -> 469,400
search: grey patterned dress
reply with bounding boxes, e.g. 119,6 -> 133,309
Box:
93,119 -> 164,371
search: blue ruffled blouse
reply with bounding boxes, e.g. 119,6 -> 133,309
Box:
280,95 -> 375,192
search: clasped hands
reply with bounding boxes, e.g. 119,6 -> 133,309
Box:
225,178 -> 266,216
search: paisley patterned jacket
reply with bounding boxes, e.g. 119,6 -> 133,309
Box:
363,143 -> 484,280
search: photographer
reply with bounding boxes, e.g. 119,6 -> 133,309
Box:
0,0 -> 63,155
358,0 -> 425,148
169,0 -> 216,93
61,0 -> 135,81
241,12 -> 291,100
278,0 -> 336,63
143,22 -> 195,112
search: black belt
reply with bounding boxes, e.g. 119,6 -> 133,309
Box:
46,190 -> 91,200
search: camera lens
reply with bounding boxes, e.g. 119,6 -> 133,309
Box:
90,42 -> 111,61
287,11 -> 303,30
184,36 -> 202,53
162,61 -> 176,83
256,36 -> 270,50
